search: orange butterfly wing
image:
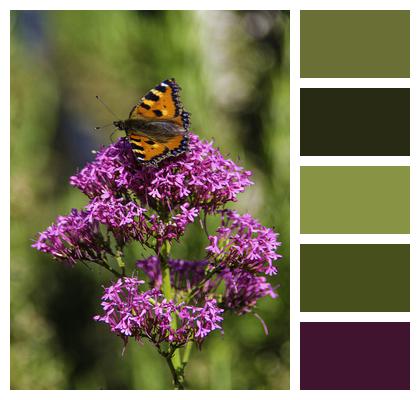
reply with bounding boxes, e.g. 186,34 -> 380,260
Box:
129,133 -> 189,165
129,78 -> 190,130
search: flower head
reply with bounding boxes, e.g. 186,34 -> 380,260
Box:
32,208 -> 107,265
94,277 -> 223,346
222,268 -> 278,315
34,131 -> 281,352
206,210 -> 281,275
36,135 -> 255,261
136,256 -> 278,315
70,134 -> 253,213
85,191 -> 148,245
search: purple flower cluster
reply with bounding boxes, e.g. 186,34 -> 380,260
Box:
86,191 -> 147,245
221,268 -> 277,315
34,134 -> 253,260
33,131 -> 282,349
136,255 -> 277,315
206,210 -> 281,275
70,134 -> 252,213
94,277 -> 223,346
32,208 -> 108,265
33,198 -> 201,264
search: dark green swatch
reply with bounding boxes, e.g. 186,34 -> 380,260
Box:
300,244 -> 410,312
300,88 -> 410,156
300,166 -> 410,233
301,10 -> 410,78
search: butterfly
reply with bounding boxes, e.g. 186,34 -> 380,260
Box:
113,78 -> 190,166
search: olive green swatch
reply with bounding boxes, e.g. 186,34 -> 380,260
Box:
300,10 -> 410,78
300,244 -> 410,312
300,167 -> 410,233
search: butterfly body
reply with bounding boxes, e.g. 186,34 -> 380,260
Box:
114,119 -> 186,140
113,78 -> 190,166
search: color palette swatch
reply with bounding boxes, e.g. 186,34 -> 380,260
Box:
299,9 -> 411,391
300,244 -> 410,312
300,166 -> 410,234
300,322 -> 410,390
300,88 -> 410,156
300,10 -> 410,77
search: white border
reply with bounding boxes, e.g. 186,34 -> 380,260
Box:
3,0 -> 420,398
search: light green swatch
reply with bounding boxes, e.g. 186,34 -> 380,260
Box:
301,166 -> 410,233
301,10 -> 410,78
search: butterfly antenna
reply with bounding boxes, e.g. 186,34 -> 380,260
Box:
95,95 -> 120,120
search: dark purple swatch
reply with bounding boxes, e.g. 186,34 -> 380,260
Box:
300,322 -> 410,390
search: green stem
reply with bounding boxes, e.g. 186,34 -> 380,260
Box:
159,240 -> 184,388
160,246 -> 173,300
182,341 -> 193,367
96,260 -> 122,278
115,250 -> 126,276
165,354 -> 184,390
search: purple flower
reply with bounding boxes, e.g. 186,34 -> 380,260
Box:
33,194 -> 203,262
136,256 -> 277,315
222,268 -> 277,315
34,129 -> 282,353
36,135 -> 255,263
32,208 -> 108,265
69,138 -> 134,199
206,236 -> 222,255
70,134 -> 253,213
94,277 -> 223,346
206,210 -> 281,275
85,191 -> 148,245
145,202 -> 200,248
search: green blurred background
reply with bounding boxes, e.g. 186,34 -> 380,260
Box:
10,10 -> 289,389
